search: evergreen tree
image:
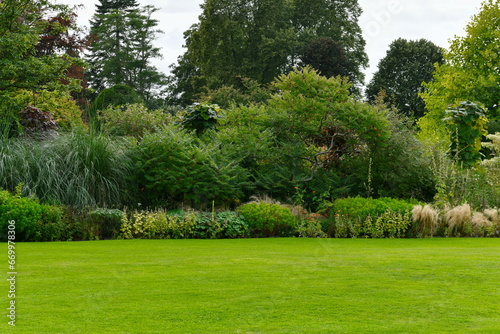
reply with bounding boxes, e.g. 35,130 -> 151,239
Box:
87,0 -> 165,105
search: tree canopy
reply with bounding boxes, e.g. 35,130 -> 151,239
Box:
0,0 -> 84,132
169,0 -> 367,105
419,0 -> 500,142
366,38 -> 444,118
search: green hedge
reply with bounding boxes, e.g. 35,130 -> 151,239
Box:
0,189 -> 64,242
237,202 -> 297,237
331,196 -> 419,222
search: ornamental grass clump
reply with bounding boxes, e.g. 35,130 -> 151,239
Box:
470,208 -> 500,237
443,204 -> 471,236
0,129 -> 133,208
412,204 -> 439,237
471,212 -> 495,237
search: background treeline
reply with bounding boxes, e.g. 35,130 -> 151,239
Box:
0,0 -> 499,241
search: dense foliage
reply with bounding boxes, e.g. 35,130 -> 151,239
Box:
169,0 -> 367,105
0,0 -> 84,134
366,38 -> 444,118
237,201 -> 297,237
420,0 -> 500,142
1,0 -> 500,242
0,188 -> 64,242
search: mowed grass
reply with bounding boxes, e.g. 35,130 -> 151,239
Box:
2,238 -> 500,333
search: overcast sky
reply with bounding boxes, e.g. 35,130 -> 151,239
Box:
62,0 -> 485,85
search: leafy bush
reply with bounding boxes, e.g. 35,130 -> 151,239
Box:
365,210 -> 412,238
195,211 -> 250,239
34,205 -> 66,242
267,67 -> 391,192
0,188 -> 63,242
346,107 -> 435,201
329,196 -> 419,223
19,105 -> 57,136
120,210 -> 197,239
13,90 -> 85,131
134,124 -> 249,208
296,213 -> 327,238
180,102 -> 222,135
328,209 -> 411,239
237,201 -> 297,237
88,208 -> 126,239
99,103 -> 170,139
331,214 -> 361,238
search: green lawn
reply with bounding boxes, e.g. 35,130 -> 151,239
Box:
2,238 -> 500,333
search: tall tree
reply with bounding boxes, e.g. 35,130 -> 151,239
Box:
35,9 -> 90,107
300,37 -> 358,82
419,0 -> 500,143
169,0 -> 367,105
366,38 -> 444,118
293,0 -> 367,88
87,0 -> 166,105
0,0 -> 82,129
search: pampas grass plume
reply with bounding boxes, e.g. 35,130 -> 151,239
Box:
444,204 -> 471,235
412,204 -> 439,237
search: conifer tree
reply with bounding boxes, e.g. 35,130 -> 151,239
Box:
86,0 -> 165,105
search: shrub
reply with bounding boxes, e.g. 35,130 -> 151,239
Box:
88,208 -> 126,239
179,102 -> 222,135
328,209 -> 411,239
99,104 -> 170,139
0,188 -> 63,242
237,201 -> 297,237
19,105 -> 57,136
331,214 -> 361,238
330,196 -> 418,223
34,205 -> 66,242
195,211 -> 250,239
57,207 -> 99,241
13,90 -> 85,131
296,213 -> 327,238
347,107 -> 435,201
120,210 -> 197,239
134,124 -> 249,208
366,210 -> 412,238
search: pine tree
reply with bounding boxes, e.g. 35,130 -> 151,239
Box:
86,0 -> 165,105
